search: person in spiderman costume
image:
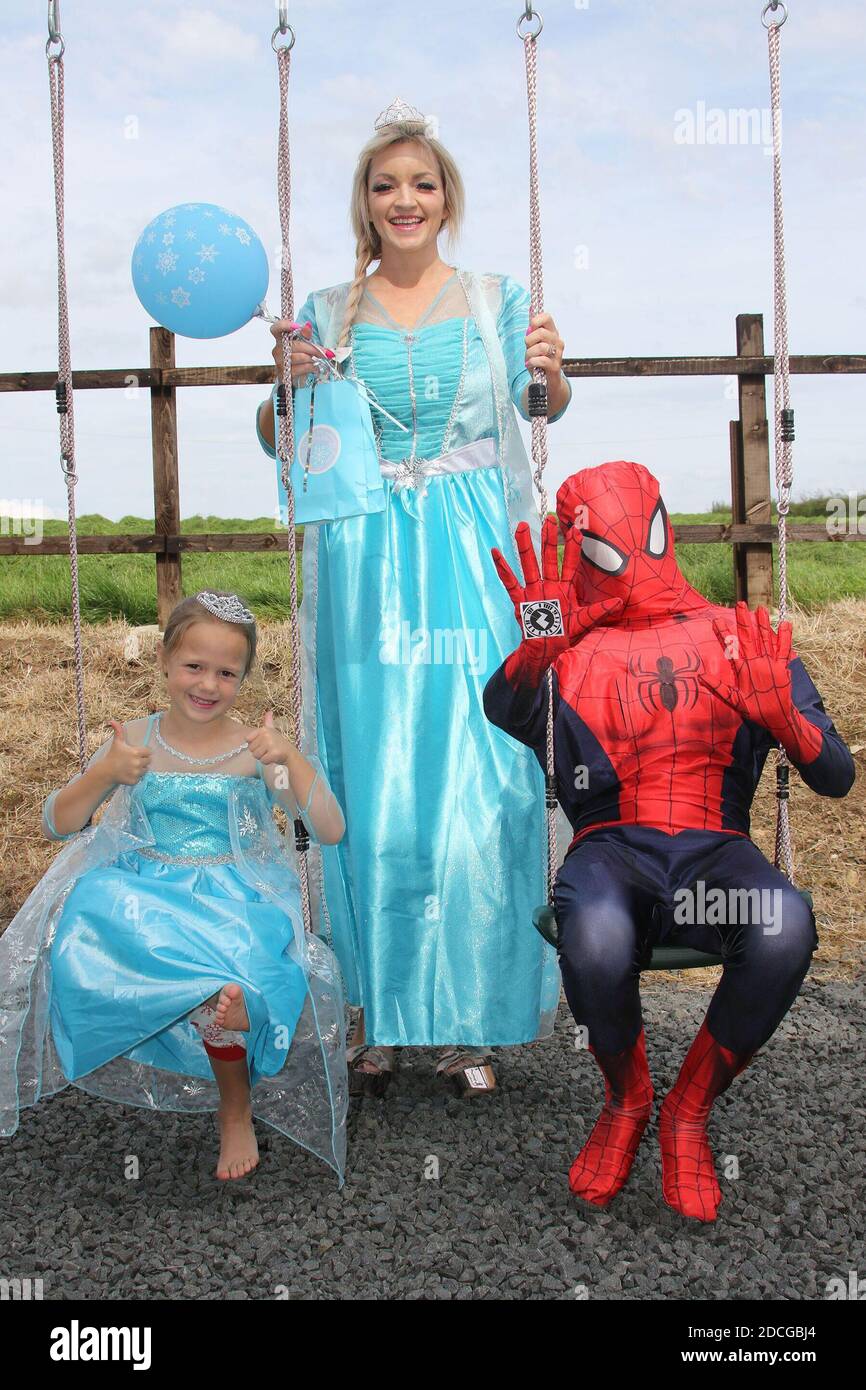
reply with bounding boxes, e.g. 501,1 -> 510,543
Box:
483,460 -> 855,1222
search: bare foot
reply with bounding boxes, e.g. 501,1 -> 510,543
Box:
216,1104 -> 259,1181
214,982 -> 249,1033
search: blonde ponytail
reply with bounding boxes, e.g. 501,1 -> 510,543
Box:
334,248 -> 376,363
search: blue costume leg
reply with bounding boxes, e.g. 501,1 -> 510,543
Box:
553,833 -> 661,1206
665,836 -> 818,1056
657,832 -> 817,1221
553,831 -> 662,1055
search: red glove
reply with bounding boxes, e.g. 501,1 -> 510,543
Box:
698,601 -> 821,764
491,517 -> 623,688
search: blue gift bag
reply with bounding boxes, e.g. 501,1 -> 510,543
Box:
274,378 -> 385,525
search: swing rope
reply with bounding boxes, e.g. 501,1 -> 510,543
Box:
763,1 -> 796,882
271,11 -> 314,935
46,2 -> 88,775
518,5 -> 559,909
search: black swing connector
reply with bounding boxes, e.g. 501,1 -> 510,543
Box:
545,773 -> 557,810
55,380 -> 68,414
780,407 -> 795,442
275,382 -> 288,418
776,763 -> 790,801
527,381 -> 547,417
294,817 -> 310,854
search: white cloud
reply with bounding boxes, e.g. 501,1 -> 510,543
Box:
1,0 -> 864,519
154,10 -> 259,69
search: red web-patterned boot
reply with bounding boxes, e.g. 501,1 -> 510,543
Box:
658,1018 -> 752,1222
569,1027 -> 654,1207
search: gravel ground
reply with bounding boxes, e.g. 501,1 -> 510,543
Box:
0,976 -> 862,1302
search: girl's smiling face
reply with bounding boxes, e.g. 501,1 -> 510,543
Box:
159,621 -> 249,723
366,139 -> 447,255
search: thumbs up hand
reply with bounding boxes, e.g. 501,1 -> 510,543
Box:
246,710 -> 296,766
103,720 -> 152,785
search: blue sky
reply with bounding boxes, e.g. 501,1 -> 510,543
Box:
1,0 -> 863,520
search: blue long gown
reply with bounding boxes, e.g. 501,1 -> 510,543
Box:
257,268 -> 570,1047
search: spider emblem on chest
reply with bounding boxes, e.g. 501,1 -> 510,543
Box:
628,650 -> 702,714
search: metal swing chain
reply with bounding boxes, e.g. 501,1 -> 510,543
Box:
272,10 -> 314,935
763,1 -> 796,881
46,2 -> 88,774
518,5 -> 558,905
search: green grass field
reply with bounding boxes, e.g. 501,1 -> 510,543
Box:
1,506 -> 864,623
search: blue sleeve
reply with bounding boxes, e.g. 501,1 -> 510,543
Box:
255,384 -> 278,460
789,657 -> 855,797
42,787 -> 78,842
295,290 -> 321,345
255,290 -> 321,460
41,751 -> 116,842
256,759 -> 300,816
260,765 -> 319,818
256,758 -> 342,846
496,274 -> 572,424
483,662 -> 561,768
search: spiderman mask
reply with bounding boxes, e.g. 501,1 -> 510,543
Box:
556,460 -> 708,624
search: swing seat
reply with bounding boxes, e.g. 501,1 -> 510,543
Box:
532,903 -> 560,949
530,903 -> 723,967
532,889 -> 813,971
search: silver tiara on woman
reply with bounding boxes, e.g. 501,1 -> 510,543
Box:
374,98 -> 429,132
194,591 -> 255,625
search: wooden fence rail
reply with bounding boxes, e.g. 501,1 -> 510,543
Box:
1,315 -> 864,625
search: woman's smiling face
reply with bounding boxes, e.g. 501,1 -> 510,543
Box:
366,139 -> 447,254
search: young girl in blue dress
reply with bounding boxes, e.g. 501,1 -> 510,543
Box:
0,590 -> 348,1183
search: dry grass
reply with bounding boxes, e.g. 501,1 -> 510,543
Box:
1,606 -> 864,987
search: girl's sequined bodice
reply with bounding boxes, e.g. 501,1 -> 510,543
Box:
133,772 -> 267,863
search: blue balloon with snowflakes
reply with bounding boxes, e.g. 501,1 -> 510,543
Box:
131,202 -> 270,338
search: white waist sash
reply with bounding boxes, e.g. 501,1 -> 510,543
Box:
379,436 -> 498,497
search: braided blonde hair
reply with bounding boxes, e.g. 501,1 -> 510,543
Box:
334,122 -> 466,361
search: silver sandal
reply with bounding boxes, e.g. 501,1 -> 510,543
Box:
346,1043 -> 395,1098
435,1048 -> 497,1097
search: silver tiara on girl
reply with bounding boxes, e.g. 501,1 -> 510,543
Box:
194,591 -> 255,625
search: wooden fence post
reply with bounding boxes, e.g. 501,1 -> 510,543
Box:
150,327 -> 181,627
730,313 -> 774,608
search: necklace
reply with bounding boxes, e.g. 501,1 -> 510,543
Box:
154,711 -> 249,766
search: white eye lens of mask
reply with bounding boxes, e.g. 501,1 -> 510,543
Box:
581,534 -> 626,574
647,500 -> 667,557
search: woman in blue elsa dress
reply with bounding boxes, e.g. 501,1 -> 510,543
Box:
256,100 -> 572,1096
0,590 -> 348,1182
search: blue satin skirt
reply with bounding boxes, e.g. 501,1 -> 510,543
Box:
310,462 -> 559,1046
49,850 -> 308,1084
